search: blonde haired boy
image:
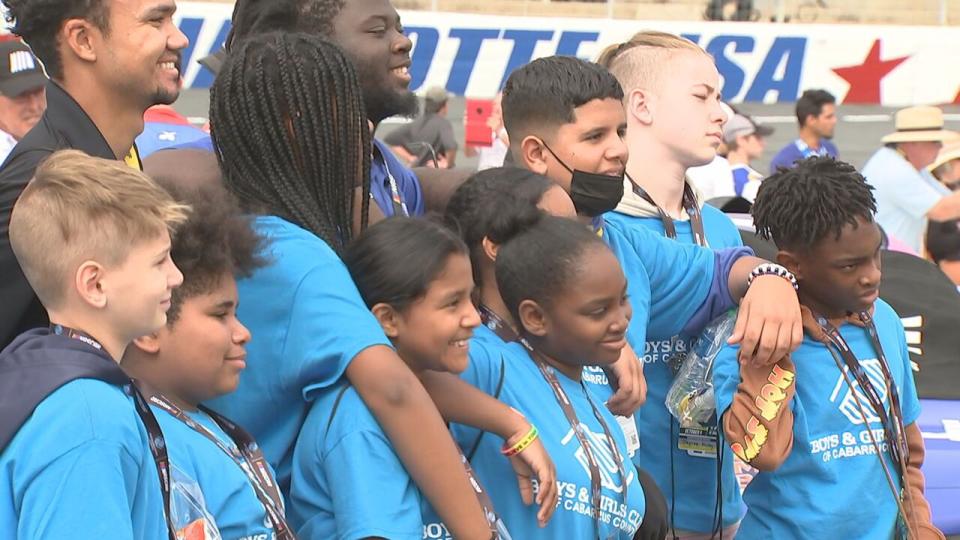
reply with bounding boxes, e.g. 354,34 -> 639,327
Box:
0,149 -> 187,540
598,31 -> 747,540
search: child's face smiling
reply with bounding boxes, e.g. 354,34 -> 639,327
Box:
392,253 -> 480,374
790,215 -> 883,318
539,98 -> 628,193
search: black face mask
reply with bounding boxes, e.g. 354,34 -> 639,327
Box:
541,141 -> 624,218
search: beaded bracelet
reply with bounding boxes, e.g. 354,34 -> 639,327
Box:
747,262 -> 799,291
501,426 -> 539,457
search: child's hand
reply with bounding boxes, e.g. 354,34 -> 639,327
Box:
728,274 -> 803,367
506,433 -> 558,527
604,343 -> 647,416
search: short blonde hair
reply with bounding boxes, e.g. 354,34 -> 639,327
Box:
10,150 -> 190,309
597,31 -> 708,95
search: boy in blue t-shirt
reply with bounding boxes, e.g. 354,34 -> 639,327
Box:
122,183 -> 290,540
713,156 -> 943,539
0,151 -> 187,540
597,31 -> 746,538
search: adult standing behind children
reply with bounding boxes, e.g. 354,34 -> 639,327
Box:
863,106 -> 960,253
0,0 -> 189,348
385,86 -> 459,169
597,31 -> 747,539
768,89 -> 838,173
0,39 -> 47,163
1,151 -> 187,539
723,113 -> 773,202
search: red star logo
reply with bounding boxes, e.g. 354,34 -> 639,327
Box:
832,40 -> 909,104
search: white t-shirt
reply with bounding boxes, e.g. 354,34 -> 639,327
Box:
477,128 -> 509,171
0,128 -> 18,165
688,155 -> 735,201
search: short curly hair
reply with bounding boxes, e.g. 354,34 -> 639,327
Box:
2,0 -> 110,80
161,182 -> 268,324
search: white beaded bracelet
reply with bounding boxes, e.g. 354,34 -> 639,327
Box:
747,263 -> 799,291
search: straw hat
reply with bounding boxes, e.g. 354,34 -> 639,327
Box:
929,138 -> 960,173
882,106 -> 958,144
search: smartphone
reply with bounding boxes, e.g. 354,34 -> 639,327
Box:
465,98 -> 494,147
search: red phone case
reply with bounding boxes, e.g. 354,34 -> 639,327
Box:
465,98 -> 494,147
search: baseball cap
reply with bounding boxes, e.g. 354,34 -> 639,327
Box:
0,40 -> 46,98
424,86 -> 449,104
723,113 -> 774,144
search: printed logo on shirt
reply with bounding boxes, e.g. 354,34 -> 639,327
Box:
582,366 -> 609,386
423,521 -> 453,540
8,51 -> 36,74
561,424 -> 632,493
829,358 -> 888,425
643,338 -> 688,365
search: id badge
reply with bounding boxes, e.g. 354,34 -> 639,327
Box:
616,415 -> 641,457
677,425 -> 718,458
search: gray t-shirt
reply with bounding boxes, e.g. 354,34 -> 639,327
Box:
384,113 -> 458,156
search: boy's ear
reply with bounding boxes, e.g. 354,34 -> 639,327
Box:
776,250 -> 803,281
480,236 -> 500,262
61,18 -> 99,64
517,299 -> 548,337
131,333 -> 162,355
371,303 -> 401,338
75,260 -> 108,309
626,88 -> 654,126
518,136 -> 549,176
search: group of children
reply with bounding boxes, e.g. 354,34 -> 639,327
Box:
0,18 -> 944,540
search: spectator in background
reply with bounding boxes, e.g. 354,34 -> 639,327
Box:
929,139 -> 960,190
863,106 -> 960,253
769,89 -> 838,173
0,40 -> 46,163
464,93 -> 509,171
724,113 -> 773,202
926,219 -> 960,287
687,102 -> 737,200
385,85 -> 458,168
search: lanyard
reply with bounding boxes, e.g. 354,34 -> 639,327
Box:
372,145 -> 410,217
813,313 -> 910,477
479,304 -> 520,343
149,395 -> 295,540
50,325 -> 178,540
461,450 -> 510,539
795,139 -> 829,159
518,338 -> 628,540
625,173 -> 707,247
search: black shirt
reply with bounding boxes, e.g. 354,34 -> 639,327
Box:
0,81 -> 127,349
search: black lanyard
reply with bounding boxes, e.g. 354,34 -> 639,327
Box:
479,304 -> 520,343
149,395 -> 295,540
50,325 -> 178,540
372,145 -> 410,217
518,338 -> 628,540
625,173 -> 707,247
814,313 -> 910,478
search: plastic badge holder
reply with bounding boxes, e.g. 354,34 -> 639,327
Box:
665,311 -> 737,428
170,465 -> 222,540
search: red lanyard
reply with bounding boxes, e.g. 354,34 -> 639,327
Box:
625,174 -> 707,247
518,338 -> 629,540
149,395 -> 295,540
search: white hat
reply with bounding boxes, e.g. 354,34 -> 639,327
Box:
882,106 -> 958,144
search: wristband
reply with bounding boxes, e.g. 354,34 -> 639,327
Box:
501,425 -> 538,457
747,263 -> 798,291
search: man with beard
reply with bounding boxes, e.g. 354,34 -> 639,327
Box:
0,0 -> 189,348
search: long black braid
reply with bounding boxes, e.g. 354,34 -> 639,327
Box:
752,156 -> 876,251
210,32 -> 370,253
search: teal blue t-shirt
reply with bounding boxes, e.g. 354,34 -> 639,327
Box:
153,404 -> 279,540
713,300 -> 922,539
455,340 -> 645,539
600,205 -> 746,532
208,216 -> 393,493
0,380 -> 168,540
288,381 -> 438,540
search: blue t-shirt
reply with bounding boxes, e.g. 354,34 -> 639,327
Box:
153,405 -> 278,540
713,300 -> 922,539
769,138 -> 839,174
289,382 -> 437,540
597,206 -> 746,532
207,215 -> 393,493
372,139 -> 425,217
0,380 -> 168,540
136,123 -> 210,158
454,340 -> 645,539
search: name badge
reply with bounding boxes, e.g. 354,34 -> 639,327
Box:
678,425 -> 719,458
616,415 -> 641,457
